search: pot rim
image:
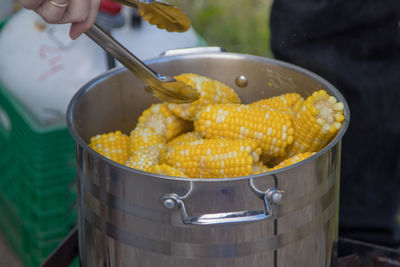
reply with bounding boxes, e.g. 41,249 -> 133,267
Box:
66,51 -> 350,182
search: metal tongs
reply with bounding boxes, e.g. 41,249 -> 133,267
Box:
85,1 -> 198,103
112,0 -> 191,33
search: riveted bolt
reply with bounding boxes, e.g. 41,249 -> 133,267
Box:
271,191 -> 283,204
162,198 -> 176,209
235,75 -> 248,88
267,189 -> 284,205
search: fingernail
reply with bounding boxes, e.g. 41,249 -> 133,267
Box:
69,27 -> 81,40
70,32 -> 80,40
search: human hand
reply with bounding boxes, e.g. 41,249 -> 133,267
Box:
17,0 -> 101,39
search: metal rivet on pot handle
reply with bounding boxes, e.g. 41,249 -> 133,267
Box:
235,75 -> 248,88
266,188 -> 284,204
162,198 -> 176,209
160,188 -> 284,225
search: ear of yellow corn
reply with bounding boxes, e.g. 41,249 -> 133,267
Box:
270,152 -> 315,171
194,104 -> 294,157
126,145 -> 163,171
168,73 -> 241,121
250,93 -> 303,110
89,131 -> 130,165
137,103 -> 193,141
285,90 -> 344,157
150,164 -> 187,177
166,131 -> 201,148
165,139 -> 262,178
160,131 -> 201,164
129,127 -> 166,154
252,162 -> 269,175
249,93 -> 303,118
127,126 -> 167,171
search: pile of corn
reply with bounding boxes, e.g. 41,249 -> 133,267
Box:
89,73 -> 345,178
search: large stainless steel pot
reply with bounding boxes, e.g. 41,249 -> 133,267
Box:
67,48 -> 350,267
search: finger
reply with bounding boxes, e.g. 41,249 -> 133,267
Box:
69,0 -> 100,39
18,0 -> 45,10
34,0 -> 69,23
59,0 -> 91,24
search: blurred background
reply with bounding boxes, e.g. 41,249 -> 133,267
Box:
169,0 -> 274,57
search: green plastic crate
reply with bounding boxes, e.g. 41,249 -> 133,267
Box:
0,19 -> 7,31
22,173 -> 77,211
0,146 -> 25,217
24,200 -> 76,231
0,81 -> 78,266
21,166 -> 77,188
28,232 -> 66,261
0,195 -> 30,266
70,257 -> 80,267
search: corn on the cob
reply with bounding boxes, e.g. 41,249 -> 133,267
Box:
286,90 -> 344,157
126,145 -> 163,171
159,131 -> 201,164
249,93 -> 303,118
270,152 -> 315,171
150,164 -> 187,177
129,127 -> 165,154
89,131 -> 130,165
168,73 -> 241,121
137,103 -> 193,141
166,131 -> 201,148
250,93 -> 303,110
194,104 -> 294,157
165,139 -> 262,178
252,162 -> 269,175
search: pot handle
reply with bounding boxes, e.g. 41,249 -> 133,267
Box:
160,188 -> 283,225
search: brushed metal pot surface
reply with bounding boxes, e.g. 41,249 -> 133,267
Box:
67,49 -> 350,267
